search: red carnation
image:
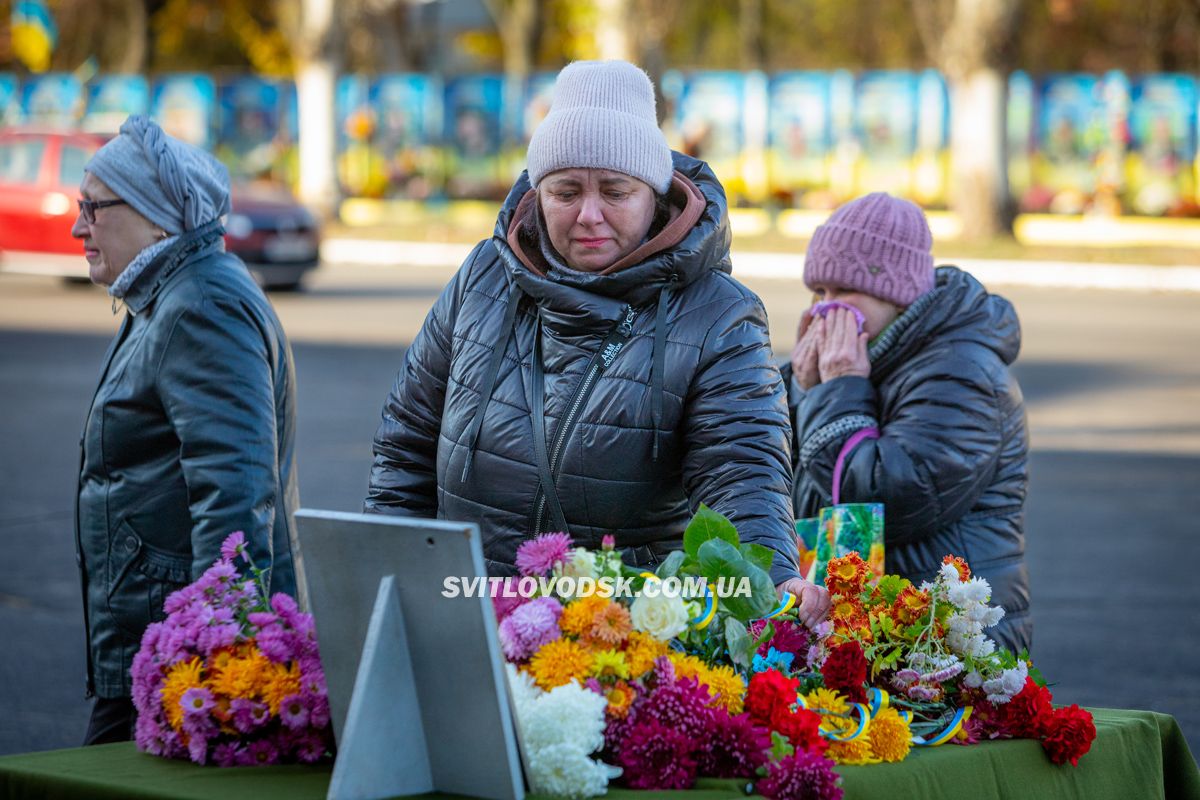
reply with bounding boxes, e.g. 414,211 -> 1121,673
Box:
746,669 -> 800,726
1041,705 -> 1096,766
770,706 -> 829,754
1000,678 -> 1054,739
820,641 -> 868,705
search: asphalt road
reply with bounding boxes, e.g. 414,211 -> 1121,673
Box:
1,263 -> 1198,758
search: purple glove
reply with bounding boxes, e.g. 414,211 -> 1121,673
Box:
808,300 -> 866,334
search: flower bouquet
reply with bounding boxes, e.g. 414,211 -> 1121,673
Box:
131,532 -> 334,766
501,507 -> 1096,800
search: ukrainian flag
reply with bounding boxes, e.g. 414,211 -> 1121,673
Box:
12,0 -> 58,73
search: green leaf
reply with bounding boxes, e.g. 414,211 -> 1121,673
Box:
657,550 -> 686,580
741,542 -> 776,574
874,574 -> 909,606
696,539 -> 776,619
683,504 -> 741,559
769,731 -> 795,761
725,617 -> 754,669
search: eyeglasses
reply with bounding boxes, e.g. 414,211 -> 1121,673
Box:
77,198 -> 127,224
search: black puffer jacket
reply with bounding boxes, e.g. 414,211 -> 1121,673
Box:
367,154 -> 799,583
788,267 -> 1031,653
77,222 -> 298,698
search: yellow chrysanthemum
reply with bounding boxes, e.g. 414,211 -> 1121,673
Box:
868,707 -> 912,762
828,736 -> 881,765
528,638 -> 594,690
804,688 -> 851,717
604,680 -> 636,719
208,646 -> 273,700
590,649 -> 631,681
587,601 -> 632,646
160,657 -> 205,732
698,663 -> 746,714
622,630 -> 669,677
559,595 -> 609,638
826,552 -> 870,595
667,652 -> 707,681
262,661 -> 303,716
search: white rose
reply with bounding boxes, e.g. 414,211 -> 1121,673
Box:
630,590 -> 690,642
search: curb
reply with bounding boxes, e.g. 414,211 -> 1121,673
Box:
320,238 -> 1200,293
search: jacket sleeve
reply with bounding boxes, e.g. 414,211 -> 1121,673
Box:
363,242 -> 481,517
794,347 -> 1004,545
156,296 -> 280,584
681,295 -> 800,584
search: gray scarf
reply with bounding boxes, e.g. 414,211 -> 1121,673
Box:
108,235 -> 180,299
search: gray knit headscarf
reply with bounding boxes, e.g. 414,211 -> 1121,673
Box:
85,115 -> 231,235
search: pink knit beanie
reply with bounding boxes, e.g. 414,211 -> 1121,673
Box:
803,193 -> 935,307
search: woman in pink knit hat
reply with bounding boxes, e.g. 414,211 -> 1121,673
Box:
784,192 -> 1032,655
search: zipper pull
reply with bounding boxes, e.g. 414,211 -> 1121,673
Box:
617,304 -> 635,337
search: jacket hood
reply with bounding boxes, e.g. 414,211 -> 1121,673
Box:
490,151 -> 731,312
870,266 -> 1021,379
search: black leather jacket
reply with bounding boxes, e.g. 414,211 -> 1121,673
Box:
788,267 -> 1032,654
367,154 -> 799,583
77,222 -> 298,698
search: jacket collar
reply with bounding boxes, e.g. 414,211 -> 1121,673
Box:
121,220 -> 227,315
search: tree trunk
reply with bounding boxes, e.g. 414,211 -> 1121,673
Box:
594,0 -> 632,61
289,0 -> 341,221
483,0 -> 539,146
113,0 -> 147,74
740,0 -> 764,71
949,68 -> 1009,239
913,0 -> 1019,241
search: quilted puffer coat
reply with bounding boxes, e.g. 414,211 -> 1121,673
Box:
788,267 -> 1031,654
366,153 -> 799,583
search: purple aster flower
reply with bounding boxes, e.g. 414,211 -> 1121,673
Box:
490,577 -> 530,622
203,560 -> 238,588
257,625 -> 295,663
515,532 -> 573,576
180,687 -> 215,716
230,698 -> 271,733
756,749 -> 844,800
220,531 -> 247,562
308,694 -> 331,729
237,739 -> 280,767
293,731 -> 330,763
497,596 -> 563,661
186,730 -> 211,764
212,741 -> 242,767
271,592 -> 301,622
280,694 -> 310,730
248,611 -> 278,630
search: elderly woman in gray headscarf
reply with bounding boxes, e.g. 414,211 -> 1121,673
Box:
71,116 -> 299,745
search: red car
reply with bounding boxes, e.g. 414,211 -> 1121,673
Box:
0,128 -> 320,290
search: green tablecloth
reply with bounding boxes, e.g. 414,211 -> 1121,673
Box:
1,708 -> 1197,800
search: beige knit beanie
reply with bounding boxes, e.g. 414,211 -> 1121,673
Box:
526,60 -> 673,194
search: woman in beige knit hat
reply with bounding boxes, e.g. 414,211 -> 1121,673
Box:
367,60 -> 828,625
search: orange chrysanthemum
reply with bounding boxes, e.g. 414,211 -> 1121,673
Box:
559,595 -> 609,638
892,586 -> 931,626
942,555 -> 971,581
604,680 -> 636,719
528,638 -> 594,690
587,601 -> 632,646
825,552 -> 871,595
262,661 -> 303,716
831,594 -> 866,622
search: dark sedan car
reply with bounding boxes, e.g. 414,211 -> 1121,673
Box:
0,128 -> 320,289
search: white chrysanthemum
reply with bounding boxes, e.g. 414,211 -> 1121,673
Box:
947,614 -> 976,636
968,633 -> 996,659
522,682 -> 608,755
506,662 -> 543,716
983,660 -> 1027,704
939,563 -> 962,585
528,743 -> 622,799
982,606 -> 1006,627
948,577 -> 992,607
919,580 -> 937,593
963,670 -> 984,689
